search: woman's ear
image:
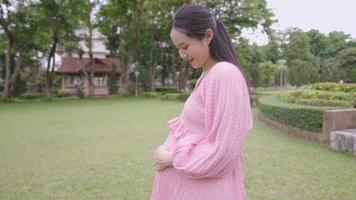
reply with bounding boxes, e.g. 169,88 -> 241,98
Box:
204,29 -> 214,45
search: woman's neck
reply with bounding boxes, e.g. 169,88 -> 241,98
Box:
203,57 -> 218,72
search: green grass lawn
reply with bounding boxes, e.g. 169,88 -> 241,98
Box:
0,97 -> 355,200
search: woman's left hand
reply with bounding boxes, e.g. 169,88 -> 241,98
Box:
154,145 -> 173,171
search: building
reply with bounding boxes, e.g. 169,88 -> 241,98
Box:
56,29 -> 121,96
57,57 -> 121,96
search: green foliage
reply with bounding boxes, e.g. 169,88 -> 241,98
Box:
312,82 -> 356,93
12,72 -> 27,97
155,87 -> 178,94
107,65 -> 119,95
0,78 -> 3,92
140,92 -> 160,98
324,31 -> 350,58
337,47 -> 356,82
259,95 -> 324,133
160,93 -> 190,101
53,89 -> 71,98
285,30 -> 313,61
307,29 -> 328,58
279,89 -> 355,108
257,61 -> 279,87
76,83 -> 85,99
203,0 -> 275,38
295,99 -> 352,107
19,92 -> 45,100
287,59 -> 316,86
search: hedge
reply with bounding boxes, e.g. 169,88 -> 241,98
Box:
279,89 -> 355,108
140,92 -> 160,98
259,95 -> 326,133
19,92 -> 45,100
312,82 -> 356,93
155,87 -> 178,94
53,89 -> 71,98
295,99 -> 352,107
139,91 -> 191,102
160,93 -> 190,101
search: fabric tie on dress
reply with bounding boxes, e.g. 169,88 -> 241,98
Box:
167,117 -> 205,145
166,117 -> 189,139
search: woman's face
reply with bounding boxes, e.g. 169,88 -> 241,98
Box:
170,28 -> 213,69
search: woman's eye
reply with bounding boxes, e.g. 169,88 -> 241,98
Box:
182,46 -> 189,50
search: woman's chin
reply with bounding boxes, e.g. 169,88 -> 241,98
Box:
191,64 -> 201,69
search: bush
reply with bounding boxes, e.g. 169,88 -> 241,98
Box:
312,82 -> 356,93
0,78 -> 4,92
161,93 -> 190,101
155,87 -> 178,94
279,89 -> 355,108
19,92 -> 45,100
12,72 -> 27,97
76,84 -> 85,99
140,92 -> 160,98
259,95 -> 325,133
295,99 -> 352,107
107,66 -> 118,95
54,89 -> 71,98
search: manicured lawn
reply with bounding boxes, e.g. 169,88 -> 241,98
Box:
0,97 -> 355,199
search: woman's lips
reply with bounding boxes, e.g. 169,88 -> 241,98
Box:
188,58 -> 194,65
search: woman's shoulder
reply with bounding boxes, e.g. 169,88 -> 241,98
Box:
210,61 -> 242,78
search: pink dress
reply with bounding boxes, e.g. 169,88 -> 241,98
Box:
150,62 -> 253,200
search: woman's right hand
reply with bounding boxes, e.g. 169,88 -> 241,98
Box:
154,145 -> 173,171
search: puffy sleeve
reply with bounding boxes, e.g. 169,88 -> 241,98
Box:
171,64 -> 253,179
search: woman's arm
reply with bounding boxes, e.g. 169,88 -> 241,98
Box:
172,64 -> 252,179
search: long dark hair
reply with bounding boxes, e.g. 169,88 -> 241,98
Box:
172,4 -> 250,91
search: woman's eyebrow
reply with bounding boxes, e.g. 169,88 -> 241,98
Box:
175,41 -> 188,48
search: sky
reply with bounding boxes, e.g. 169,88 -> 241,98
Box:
242,0 -> 356,45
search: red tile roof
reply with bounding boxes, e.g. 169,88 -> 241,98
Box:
57,57 -> 121,74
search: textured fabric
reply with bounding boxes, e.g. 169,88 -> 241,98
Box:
151,62 -> 253,200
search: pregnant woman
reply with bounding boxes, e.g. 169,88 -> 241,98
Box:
151,4 -> 253,200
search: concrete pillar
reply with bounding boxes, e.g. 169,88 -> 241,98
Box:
322,109 -> 356,144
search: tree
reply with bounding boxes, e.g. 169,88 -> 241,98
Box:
324,31 -> 350,58
258,61 -> 279,87
98,0 -> 146,94
80,0 -> 102,97
0,1 -> 36,100
37,0 -> 88,98
287,59 -> 313,86
337,47 -> 356,82
306,30 -> 328,58
202,0 -> 276,39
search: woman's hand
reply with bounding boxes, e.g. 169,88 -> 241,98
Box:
154,145 -> 173,171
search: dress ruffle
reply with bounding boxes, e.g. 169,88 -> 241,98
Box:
167,117 -> 205,145
166,117 -> 188,139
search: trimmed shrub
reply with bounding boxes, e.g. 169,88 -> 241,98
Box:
259,95 -> 325,133
279,89 -> 355,108
161,93 -> 190,101
19,92 -> 45,100
312,82 -> 356,93
155,87 -> 178,94
76,83 -> 85,99
140,92 -> 160,98
295,99 -> 352,107
54,89 -> 71,98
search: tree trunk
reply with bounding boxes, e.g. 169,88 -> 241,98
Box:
45,40 -> 57,98
87,16 -> 95,97
148,32 -> 156,91
1,37 -> 12,99
1,38 -> 24,100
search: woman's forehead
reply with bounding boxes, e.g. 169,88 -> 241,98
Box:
170,28 -> 191,47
